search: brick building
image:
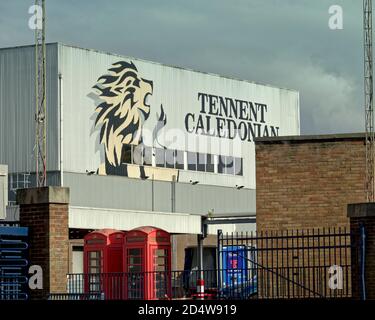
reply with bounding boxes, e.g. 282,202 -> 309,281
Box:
253,133 -> 371,299
255,133 -> 367,231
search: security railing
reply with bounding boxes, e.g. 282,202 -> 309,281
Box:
218,227 -> 352,299
48,293 -> 103,300
63,227 -> 353,301
67,270 -> 219,300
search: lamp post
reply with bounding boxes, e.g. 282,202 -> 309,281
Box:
152,173 -> 154,211
171,175 -> 176,213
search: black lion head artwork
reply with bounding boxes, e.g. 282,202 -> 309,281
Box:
91,61 -> 167,177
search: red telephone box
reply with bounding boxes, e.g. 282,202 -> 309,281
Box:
84,229 -> 125,299
124,226 -> 171,300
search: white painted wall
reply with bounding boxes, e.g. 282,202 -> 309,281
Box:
72,249 -> 84,274
69,206 -> 202,234
59,44 -> 300,189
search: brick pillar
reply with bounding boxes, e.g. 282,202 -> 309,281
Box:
17,186 -> 70,300
347,203 -> 375,300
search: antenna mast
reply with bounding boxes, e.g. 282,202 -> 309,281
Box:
35,0 -> 47,187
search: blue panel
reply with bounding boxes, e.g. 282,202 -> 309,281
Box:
222,246 -> 248,286
220,245 -> 257,299
0,226 -> 28,237
0,226 -> 29,300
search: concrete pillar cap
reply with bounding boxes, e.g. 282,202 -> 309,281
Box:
17,186 -> 70,205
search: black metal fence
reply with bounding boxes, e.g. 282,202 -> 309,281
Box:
48,293 -> 103,300
60,227 -> 353,300
66,270 -> 218,300
218,227 -> 352,299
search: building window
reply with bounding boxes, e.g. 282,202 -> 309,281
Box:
175,150 -> 184,170
187,152 -> 197,171
217,155 -> 243,176
218,155 -> 226,174
133,145 -> 143,165
197,153 -> 206,172
143,146 -> 153,166
234,157 -> 243,176
155,148 -> 166,167
226,156 -> 234,175
165,149 -> 175,168
122,145 -> 132,164
119,145 -> 243,177
206,154 -> 215,173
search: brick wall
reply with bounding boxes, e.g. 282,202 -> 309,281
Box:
49,203 -> 69,293
18,187 -> 69,300
256,136 -> 366,231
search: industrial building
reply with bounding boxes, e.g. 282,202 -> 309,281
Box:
0,43 -> 300,272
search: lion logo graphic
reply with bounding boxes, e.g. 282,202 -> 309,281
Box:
92,61 -> 153,176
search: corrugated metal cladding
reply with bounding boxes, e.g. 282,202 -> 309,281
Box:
58,43 -> 300,189
0,44 -> 59,173
0,43 -> 299,189
64,172 -> 255,215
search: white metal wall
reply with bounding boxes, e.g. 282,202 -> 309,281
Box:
58,44 -> 300,189
69,206 -> 202,234
0,44 -> 59,173
63,172 -> 256,215
0,43 -> 299,189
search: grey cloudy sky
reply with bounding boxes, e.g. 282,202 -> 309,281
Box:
0,0 -> 364,134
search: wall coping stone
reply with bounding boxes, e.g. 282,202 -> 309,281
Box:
17,187 -> 70,205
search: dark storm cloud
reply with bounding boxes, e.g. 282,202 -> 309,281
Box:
0,0 -> 364,134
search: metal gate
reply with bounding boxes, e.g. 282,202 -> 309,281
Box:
217,228 -> 352,299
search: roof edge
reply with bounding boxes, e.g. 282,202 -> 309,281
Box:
0,42 -> 298,93
0,42 -> 59,51
255,133 -> 366,144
